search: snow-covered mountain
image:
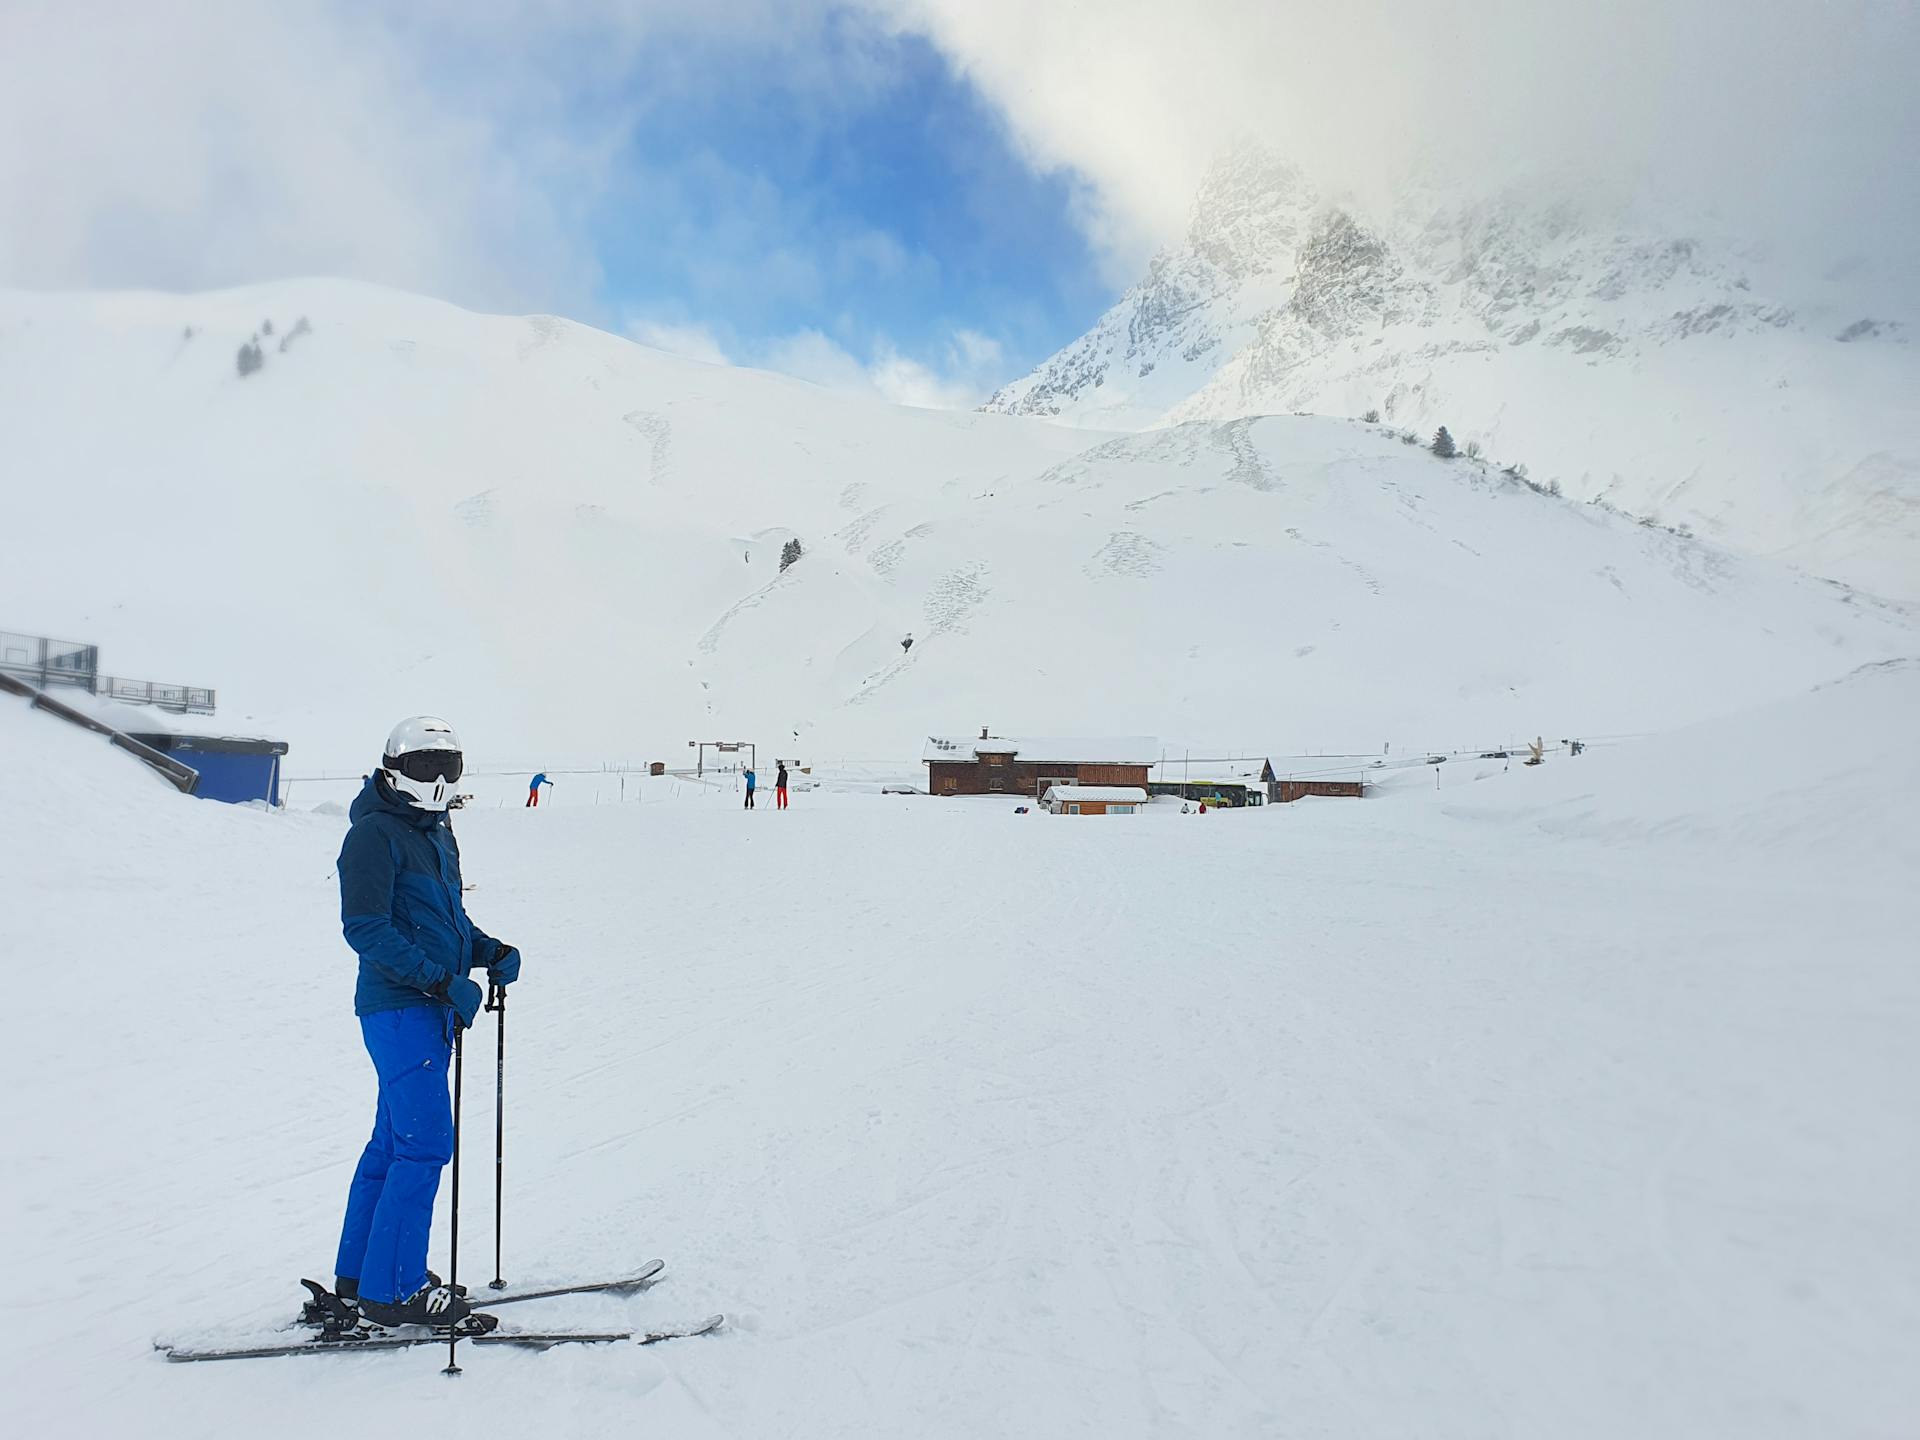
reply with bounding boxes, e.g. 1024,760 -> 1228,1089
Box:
2,279 -> 1913,772
984,143 -> 1920,602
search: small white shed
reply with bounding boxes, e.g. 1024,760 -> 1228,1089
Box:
1041,784 -> 1149,816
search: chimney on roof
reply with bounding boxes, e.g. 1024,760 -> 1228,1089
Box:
981,726 -> 989,740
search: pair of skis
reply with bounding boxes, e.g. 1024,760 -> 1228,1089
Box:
159,1260 -> 724,1363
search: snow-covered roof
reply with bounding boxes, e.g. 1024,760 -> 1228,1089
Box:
923,736 -> 1159,764
1043,785 -> 1150,803
1147,761 -> 1271,786
46,688 -> 272,742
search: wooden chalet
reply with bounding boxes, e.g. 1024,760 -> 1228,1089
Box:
923,732 -> 1158,798
1275,778 -> 1367,802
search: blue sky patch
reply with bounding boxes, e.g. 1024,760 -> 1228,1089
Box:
583,18 -> 1107,393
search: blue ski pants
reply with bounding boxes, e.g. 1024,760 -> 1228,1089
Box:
334,1004 -> 456,1304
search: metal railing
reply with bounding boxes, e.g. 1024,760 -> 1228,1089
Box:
95,676 -> 217,714
0,630 -> 98,688
0,629 -> 215,714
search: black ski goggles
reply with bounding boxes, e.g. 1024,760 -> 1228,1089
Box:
386,748 -> 464,783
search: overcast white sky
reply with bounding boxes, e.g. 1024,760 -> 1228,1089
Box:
2,0 -> 1914,399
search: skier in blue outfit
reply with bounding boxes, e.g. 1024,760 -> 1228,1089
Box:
330,716 -> 522,1329
743,766 -> 757,810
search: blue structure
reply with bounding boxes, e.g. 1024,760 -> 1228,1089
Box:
127,732 -> 289,805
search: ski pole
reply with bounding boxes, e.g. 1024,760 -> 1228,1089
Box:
443,1022 -> 465,1378
487,981 -> 507,1290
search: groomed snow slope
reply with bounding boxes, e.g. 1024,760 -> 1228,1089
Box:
3,663 -> 1914,1438
2,280 -> 1914,773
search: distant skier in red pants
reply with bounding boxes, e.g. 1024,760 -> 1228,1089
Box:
526,773 -> 552,807
775,762 -> 789,810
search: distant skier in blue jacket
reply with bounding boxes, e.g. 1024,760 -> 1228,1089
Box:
743,766 -> 757,810
330,716 -> 522,1330
526,772 -> 552,807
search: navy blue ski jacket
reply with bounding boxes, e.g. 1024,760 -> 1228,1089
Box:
337,773 -> 502,1016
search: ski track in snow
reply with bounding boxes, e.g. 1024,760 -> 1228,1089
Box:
834,505 -> 889,557
619,409 -> 672,485
1214,417 -> 1280,493
1086,531 -> 1165,579
695,568 -> 800,656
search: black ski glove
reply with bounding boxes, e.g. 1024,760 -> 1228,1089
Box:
485,940 -> 521,987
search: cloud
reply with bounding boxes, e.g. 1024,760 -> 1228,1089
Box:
620,316 -> 1002,409
0,1 -> 1055,397
869,0 -> 1920,292
11,0 -> 1908,373
754,326 -> 1003,409
950,329 -> 1003,373
0,1 -> 981,311
628,319 -> 732,366
0,1 -> 634,312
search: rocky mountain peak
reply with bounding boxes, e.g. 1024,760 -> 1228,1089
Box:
983,148 -> 1919,601
1290,209 -> 1409,335
1185,140 -> 1315,280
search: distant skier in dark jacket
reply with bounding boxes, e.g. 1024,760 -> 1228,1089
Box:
331,716 -> 521,1330
775,762 -> 790,810
743,766 -> 757,809
526,772 -> 552,807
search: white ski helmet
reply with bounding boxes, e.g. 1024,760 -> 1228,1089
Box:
381,715 -> 463,811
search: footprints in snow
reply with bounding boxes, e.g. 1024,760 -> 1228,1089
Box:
455,490 -> 495,528
1087,531 -> 1165,579
1285,527 -> 1383,596
622,410 -> 673,485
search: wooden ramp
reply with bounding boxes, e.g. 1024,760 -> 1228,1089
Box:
0,672 -> 200,794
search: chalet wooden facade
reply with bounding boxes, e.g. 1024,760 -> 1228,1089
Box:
923,733 -> 1158,798
1276,779 -> 1367,802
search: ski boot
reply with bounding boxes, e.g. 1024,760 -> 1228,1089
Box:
357,1280 -> 496,1335
299,1272 -> 467,1329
